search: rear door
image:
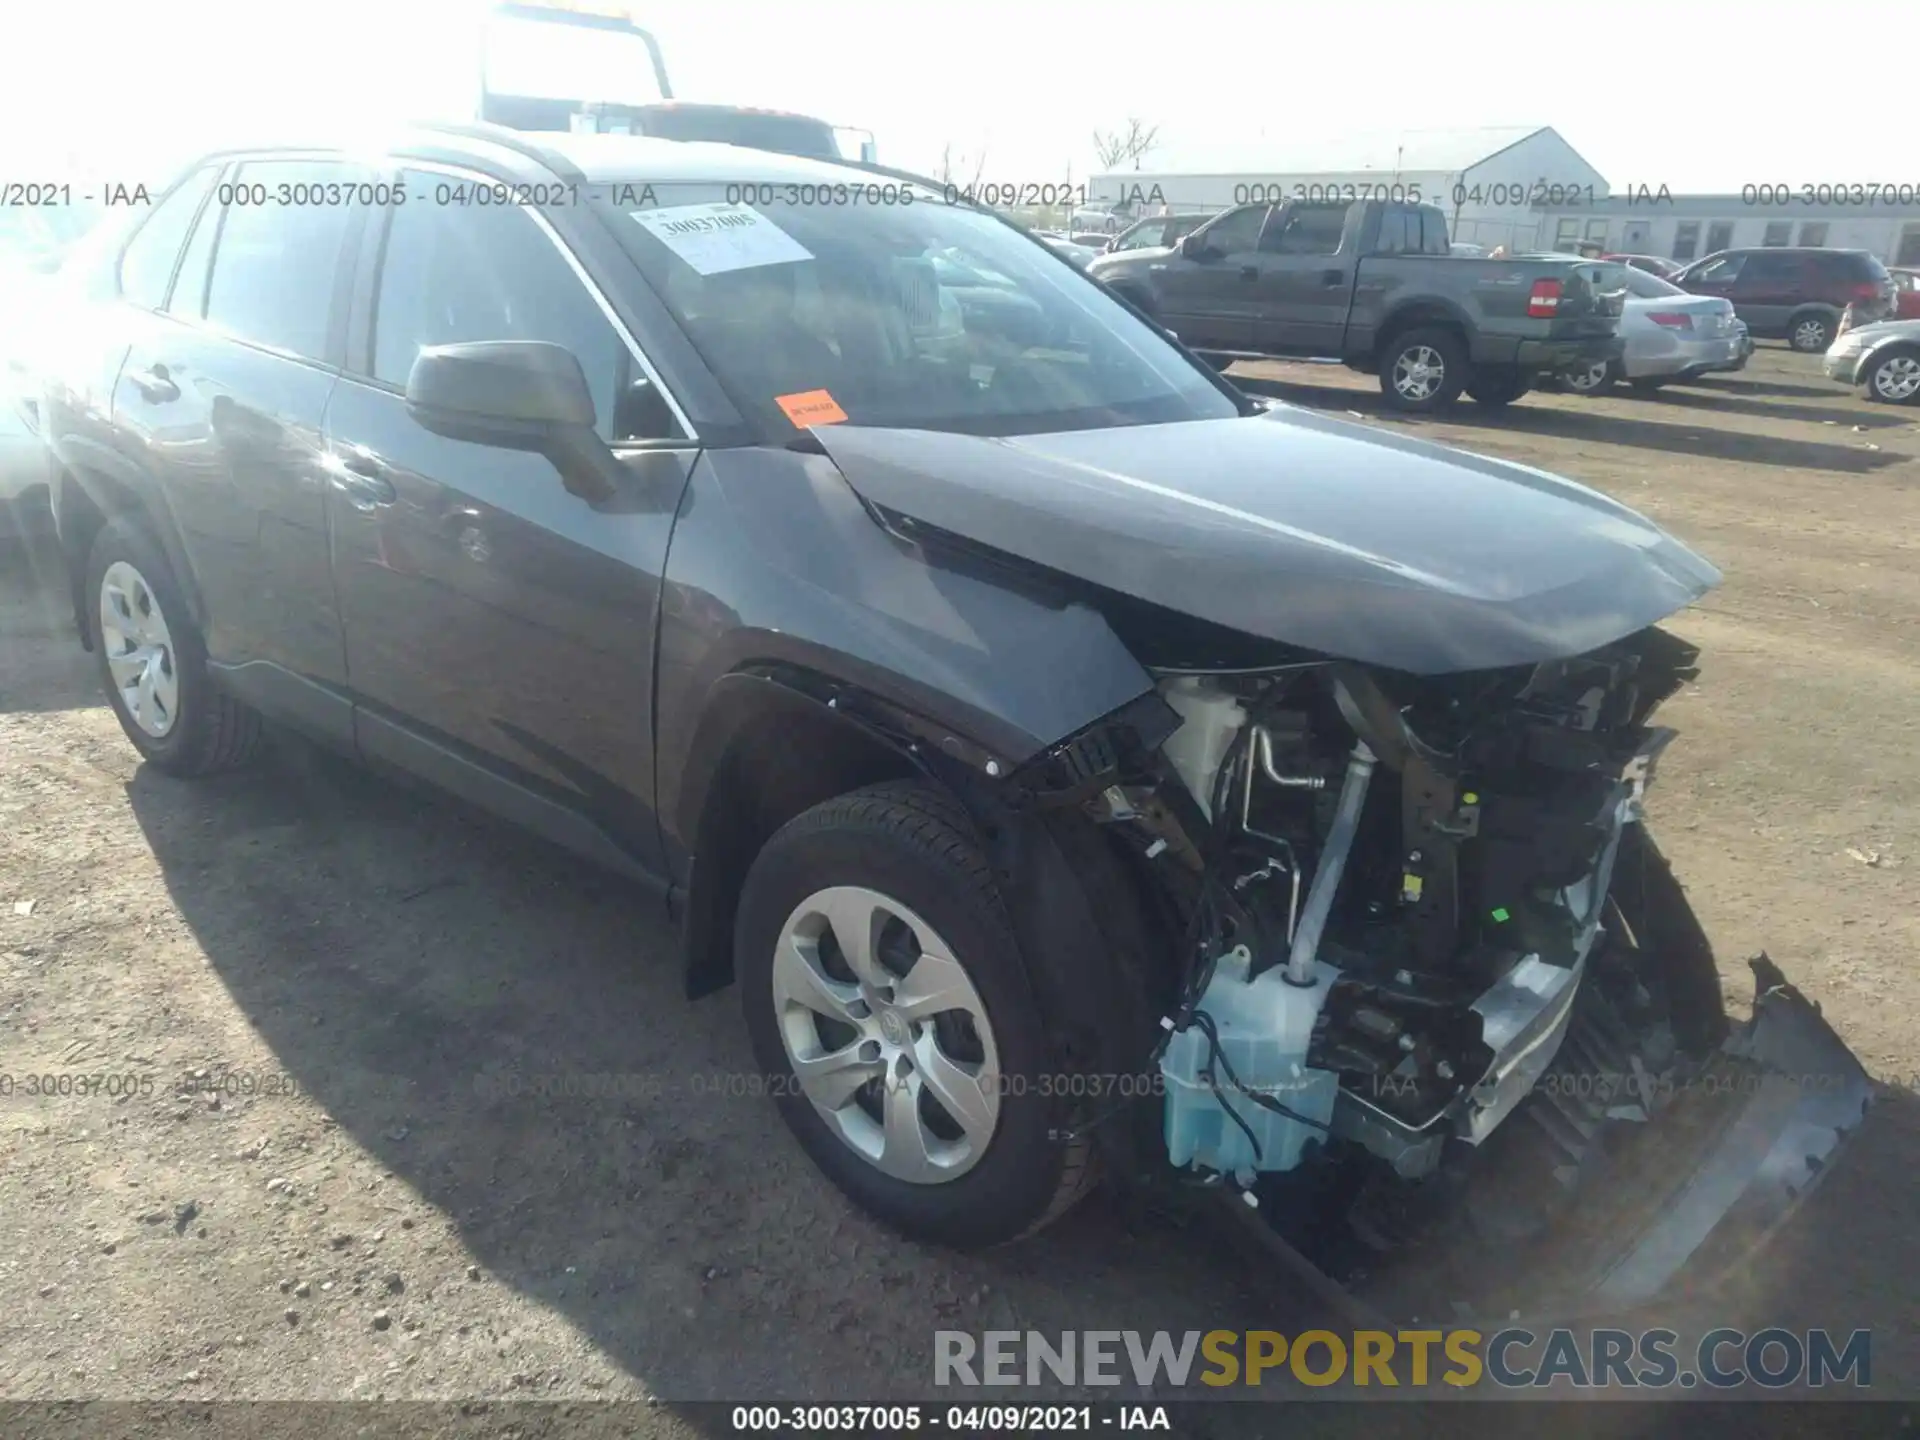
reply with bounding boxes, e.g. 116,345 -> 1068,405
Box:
1245,201 -> 1352,354
323,162 -> 698,877
1729,250 -> 1805,333
111,157 -> 368,743
1151,203 -> 1268,350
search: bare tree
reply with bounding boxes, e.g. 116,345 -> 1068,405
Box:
1092,118 -> 1161,172
935,142 -> 990,191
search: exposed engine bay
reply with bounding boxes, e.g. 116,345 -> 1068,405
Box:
1051,623 -> 1799,1291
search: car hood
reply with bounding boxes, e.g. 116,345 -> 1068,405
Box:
1843,318 -> 1920,344
813,407 -> 1721,675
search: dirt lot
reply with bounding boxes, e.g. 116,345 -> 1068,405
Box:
3,344 -> 1918,1423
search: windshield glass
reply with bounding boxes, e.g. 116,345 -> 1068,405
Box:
611,191 -> 1239,439
635,109 -> 840,160
482,10 -> 665,106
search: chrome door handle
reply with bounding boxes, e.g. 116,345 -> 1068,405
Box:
127,364 -> 179,404
328,449 -> 396,510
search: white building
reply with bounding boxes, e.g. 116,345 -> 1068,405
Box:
1524,193 -> 1920,268
1087,125 -> 1608,253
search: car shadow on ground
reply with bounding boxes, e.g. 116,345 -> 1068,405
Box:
1694,361 -> 1854,402
1231,376 -> 1911,475
0,532 -> 97,716
1623,387 -> 1912,430
114,731 -> 1920,1422
119,734 -> 1315,1422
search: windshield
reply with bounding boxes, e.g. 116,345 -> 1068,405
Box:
482,10 -> 666,105
1624,267 -> 1685,299
611,191 -> 1239,440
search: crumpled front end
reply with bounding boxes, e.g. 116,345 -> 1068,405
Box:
1054,622 -> 1870,1317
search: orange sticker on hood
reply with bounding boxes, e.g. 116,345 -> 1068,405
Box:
776,389 -> 849,427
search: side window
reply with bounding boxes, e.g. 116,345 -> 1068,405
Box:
203,161 -> 364,361
371,171 -> 684,443
1691,252 -> 1744,284
1374,207 -> 1411,255
1416,207 -> 1451,256
1260,204 -> 1346,256
1198,205 -> 1266,255
1743,252 -> 1799,285
167,171 -> 226,319
117,166 -> 217,310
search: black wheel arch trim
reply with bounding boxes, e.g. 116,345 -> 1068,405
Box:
1374,300 -> 1476,366
51,436 -> 206,651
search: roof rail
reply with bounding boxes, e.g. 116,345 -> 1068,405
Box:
403,120 -> 589,184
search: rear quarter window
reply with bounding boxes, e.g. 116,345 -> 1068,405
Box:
117,166 -> 218,310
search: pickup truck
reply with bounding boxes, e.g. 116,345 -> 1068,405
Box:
1087,197 -> 1626,412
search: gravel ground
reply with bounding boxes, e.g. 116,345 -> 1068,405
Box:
2,344 -> 1917,1428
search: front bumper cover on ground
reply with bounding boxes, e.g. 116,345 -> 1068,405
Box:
1225,954 -> 1873,1326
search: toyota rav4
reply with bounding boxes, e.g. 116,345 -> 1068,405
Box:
37,126 -> 1869,1315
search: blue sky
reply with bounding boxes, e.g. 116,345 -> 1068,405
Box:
0,0 -> 1905,192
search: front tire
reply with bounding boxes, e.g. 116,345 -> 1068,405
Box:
736,781 -> 1095,1249
86,515 -> 260,775
1863,346 -> 1920,405
1379,327 -> 1467,412
1788,310 -> 1835,353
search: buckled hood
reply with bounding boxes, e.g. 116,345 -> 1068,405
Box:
813,406 -> 1721,675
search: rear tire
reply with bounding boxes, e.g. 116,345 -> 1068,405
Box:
86,514 -> 261,776
736,781 -> 1096,1249
1379,327 -> 1467,412
1560,359 -> 1619,395
1787,310 -> 1835,353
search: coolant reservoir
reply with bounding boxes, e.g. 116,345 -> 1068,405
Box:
1158,678 -> 1245,819
1161,946 -> 1340,1185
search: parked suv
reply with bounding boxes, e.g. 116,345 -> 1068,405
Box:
35,126 -> 1866,1292
1672,247 -> 1895,352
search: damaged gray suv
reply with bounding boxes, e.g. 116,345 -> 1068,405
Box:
40,125 -> 1869,1313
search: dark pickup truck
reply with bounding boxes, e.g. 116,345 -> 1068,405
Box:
1087,197 -> 1626,412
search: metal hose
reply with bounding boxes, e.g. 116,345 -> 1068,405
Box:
1285,738 -> 1377,985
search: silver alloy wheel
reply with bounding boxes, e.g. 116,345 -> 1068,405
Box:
99,560 -> 179,739
1391,345 -> 1445,401
771,885 -> 1001,1184
1870,353 -> 1920,402
1792,317 -> 1830,351
1563,360 -> 1610,393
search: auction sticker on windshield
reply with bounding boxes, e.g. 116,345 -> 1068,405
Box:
629,203 -> 813,275
776,389 -> 848,427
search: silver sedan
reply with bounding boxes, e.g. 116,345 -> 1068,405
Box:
1559,264 -> 1751,395
1824,318 -> 1920,405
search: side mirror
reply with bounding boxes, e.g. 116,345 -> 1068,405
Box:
1179,232 -> 1213,260
406,340 -> 621,502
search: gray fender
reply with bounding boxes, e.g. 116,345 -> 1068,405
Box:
656,447 -> 1156,995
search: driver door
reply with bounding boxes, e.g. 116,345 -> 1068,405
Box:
1151,203 -> 1269,351
324,164 -> 697,878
